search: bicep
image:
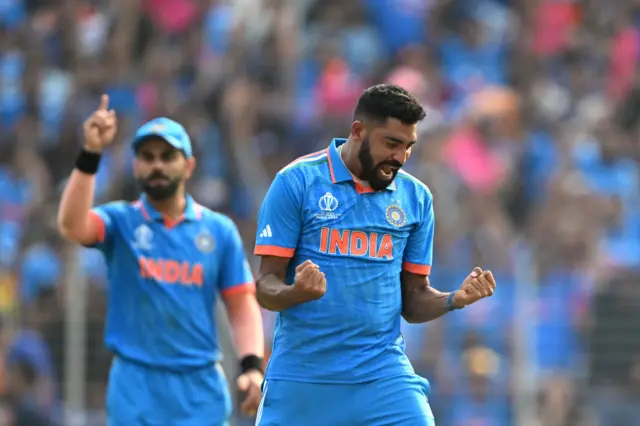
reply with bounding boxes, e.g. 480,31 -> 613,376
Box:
82,205 -> 118,249
84,210 -> 106,244
401,270 -> 430,296
258,256 -> 291,282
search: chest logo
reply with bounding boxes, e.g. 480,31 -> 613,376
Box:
386,204 -> 406,228
195,231 -> 215,253
133,224 -> 153,250
316,192 -> 341,220
319,228 -> 393,259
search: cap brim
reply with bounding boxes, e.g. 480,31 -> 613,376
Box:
132,132 -> 184,152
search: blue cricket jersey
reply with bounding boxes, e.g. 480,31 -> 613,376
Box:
254,138 -> 434,383
89,194 -> 254,370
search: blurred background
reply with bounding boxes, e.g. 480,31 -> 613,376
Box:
1,0 -> 640,425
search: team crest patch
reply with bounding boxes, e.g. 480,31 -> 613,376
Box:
150,123 -> 165,132
195,231 -> 215,253
386,204 -> 406,228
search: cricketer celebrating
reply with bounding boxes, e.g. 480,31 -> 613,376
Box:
57,95 -> 264,425
253,84 -> 497,426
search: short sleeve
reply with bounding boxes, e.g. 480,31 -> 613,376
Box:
402,196 -> 434,276
218,218 -> 255,297
254,171 -> 302,258
87,201 -> 123,252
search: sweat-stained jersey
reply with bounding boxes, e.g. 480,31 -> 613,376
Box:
254,138 -> 434,383
88,194 -> 254,370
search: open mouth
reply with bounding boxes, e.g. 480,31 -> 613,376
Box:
378,165 -> 397,179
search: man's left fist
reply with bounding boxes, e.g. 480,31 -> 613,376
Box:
237,370 -> 263,416
455,267 -> 496,307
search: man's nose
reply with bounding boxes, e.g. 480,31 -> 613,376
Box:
150,157 -> 165,169
391,149 -> 407,166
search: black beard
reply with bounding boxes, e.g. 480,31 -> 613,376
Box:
137,175 -> 180,201
357,138 -> 401,191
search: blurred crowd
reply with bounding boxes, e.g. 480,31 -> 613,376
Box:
1,0 -> 640,425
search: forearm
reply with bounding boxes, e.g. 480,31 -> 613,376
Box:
402,284 -> 453,324
225,293 -> 264,358
57,170 -> 98,242
256,273 -> 302,312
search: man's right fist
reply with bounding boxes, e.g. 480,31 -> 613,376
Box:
83,94 -> 117,153
292,260 -> 326,303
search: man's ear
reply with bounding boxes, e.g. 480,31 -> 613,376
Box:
186,156 -> 196,179
350,120 -> 366,142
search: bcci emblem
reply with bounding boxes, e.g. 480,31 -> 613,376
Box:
150,123 -> 165,132
386,204 -> 406,228
316,192 -> 340,220
195,231 -> 215,253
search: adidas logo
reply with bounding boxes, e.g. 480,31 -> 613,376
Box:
259,225 -> 273,238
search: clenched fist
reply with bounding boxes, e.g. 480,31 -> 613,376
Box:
454,267 -> 496,307
237,370 -> 263,416
292,260 -> 326,303
83,94 -> 117,153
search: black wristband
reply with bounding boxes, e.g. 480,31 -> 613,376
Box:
75,149 -> 102,175
240,355 -> 264,374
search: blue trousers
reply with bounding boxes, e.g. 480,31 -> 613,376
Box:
106,357 -> 232,426
256,374 -> 435,426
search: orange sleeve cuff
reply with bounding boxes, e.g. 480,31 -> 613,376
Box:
221,282 -> 256,298
254,245 -> 295,258
402,261 -> 431,276
89,210 -> 106,243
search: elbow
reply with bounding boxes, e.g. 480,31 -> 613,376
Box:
255,277 -> 281,312
402,313 -> 427,324
254,280 -> 271,311
56,216 -> 74,241
57,226 -> 78,243
402,310 -> 420,324
401,298 -> 429,323
56,211 -> 84,243
402,307 -> 436,324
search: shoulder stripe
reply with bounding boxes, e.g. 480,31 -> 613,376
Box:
397,170 -> 431,193
192,202 -> 205,219
279,150 -> 328,173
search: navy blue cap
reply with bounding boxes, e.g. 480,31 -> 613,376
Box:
132,117 -> 193,158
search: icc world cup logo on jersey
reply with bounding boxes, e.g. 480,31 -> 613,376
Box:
386,204 -> 406,228
316,192 -> 341,220
133,224 -> 154,250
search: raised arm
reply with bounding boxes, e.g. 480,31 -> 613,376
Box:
57,95 -> 117,245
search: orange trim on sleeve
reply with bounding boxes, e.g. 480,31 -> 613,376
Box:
254,245 -> 295,258
221,282 -> 256,298
89,210 -> 106,243
402,261 -> 431,276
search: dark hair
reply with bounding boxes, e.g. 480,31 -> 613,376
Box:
354,84 -> 426,125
